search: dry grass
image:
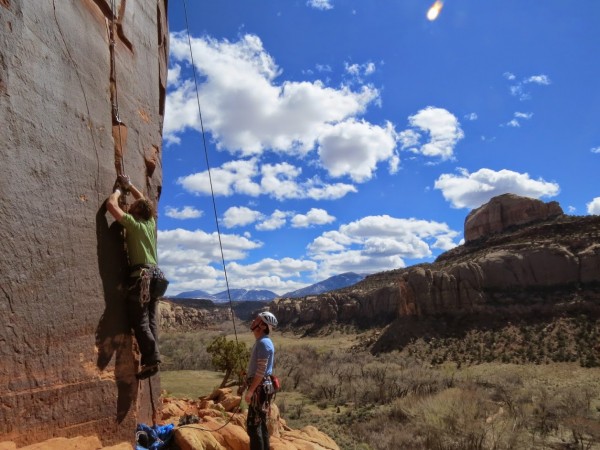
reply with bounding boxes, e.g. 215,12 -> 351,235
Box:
160,370 -> 224,399
160,326 -> 600,450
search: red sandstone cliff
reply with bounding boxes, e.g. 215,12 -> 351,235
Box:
270,195 -> 600,337
0,0 -> 168,446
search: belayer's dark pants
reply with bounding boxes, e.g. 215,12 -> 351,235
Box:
127,277 -> 160,366
247,402 -> 269,450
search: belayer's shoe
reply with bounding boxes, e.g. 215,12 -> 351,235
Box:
136,362 -> 160,380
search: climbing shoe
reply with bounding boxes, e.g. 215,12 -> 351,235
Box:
136,362 -> 160,380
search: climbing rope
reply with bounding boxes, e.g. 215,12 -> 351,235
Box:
175,0 -> 248,430
178,404 -> 243,432
180,0 -> 240,347
148,378 -> 158,427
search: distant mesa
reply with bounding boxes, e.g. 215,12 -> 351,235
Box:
268,193 -> 600,346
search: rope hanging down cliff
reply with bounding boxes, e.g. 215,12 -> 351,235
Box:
180,0 -> 241,348
172,0 -> 246,432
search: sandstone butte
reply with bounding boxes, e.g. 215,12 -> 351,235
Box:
269,193 -> 600,353
159,193 -> 600,347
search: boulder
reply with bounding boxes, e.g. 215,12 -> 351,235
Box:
161,397 -> 339,450
174,427 -> 226,450
8,436 -> 133,450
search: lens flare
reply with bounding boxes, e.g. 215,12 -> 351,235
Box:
427,0 -> 444,21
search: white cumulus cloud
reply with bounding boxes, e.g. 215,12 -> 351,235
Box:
434,167 -> 560,209
307,0 -> 333,10
256,210 -> 289,231
505,112 -> 533,128
223,206 -> 263,228
165,206 -> 203,220
525,75 -> 551,85
178,158 -> 357,201
157,228 -> 263,293
587,198 -> 600,215
318,120 -> 398,182
307,215 -> 460,278
291,208 -> 336,228
505,72 -> 551,101
399,107 -> 464,161
165,33 -> 404,186
166,33 -> 379,157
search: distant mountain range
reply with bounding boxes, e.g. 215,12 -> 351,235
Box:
282,272 -> 366,298
172,272 -> 366,302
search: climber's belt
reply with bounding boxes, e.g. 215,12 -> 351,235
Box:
130,263 -> 156,276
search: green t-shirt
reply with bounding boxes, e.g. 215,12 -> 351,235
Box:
119,213 -> 158,268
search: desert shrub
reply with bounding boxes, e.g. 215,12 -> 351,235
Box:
354,418 -> 427,450
160,332 -> 213,370
207,335 -> 249,387
276,344 -> 319,391
160,316 -> 600,450
308,372 -> 342,401
288,401 -> 307,420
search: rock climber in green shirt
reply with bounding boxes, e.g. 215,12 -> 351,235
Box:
107,175 -> 166,379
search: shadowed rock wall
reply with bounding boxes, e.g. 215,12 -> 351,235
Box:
0,0 -> 168,446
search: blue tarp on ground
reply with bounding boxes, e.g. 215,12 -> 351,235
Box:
135,423 -> 175,450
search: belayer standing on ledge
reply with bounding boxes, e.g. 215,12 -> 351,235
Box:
243,311 -> 278,450
107,175 -> 168,379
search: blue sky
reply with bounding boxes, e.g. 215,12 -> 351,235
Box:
159,0 -> 600,296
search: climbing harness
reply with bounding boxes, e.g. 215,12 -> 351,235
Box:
132,265 -> 169,305
251,376 -> 276,417
139,269 -> 152,305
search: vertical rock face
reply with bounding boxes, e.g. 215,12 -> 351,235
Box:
0,0 -> 168,446
464,193 -> 563,242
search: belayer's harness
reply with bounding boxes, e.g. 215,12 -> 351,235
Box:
247,375 -> 280,420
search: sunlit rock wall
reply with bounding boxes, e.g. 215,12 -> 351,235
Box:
0,0 -> 168,445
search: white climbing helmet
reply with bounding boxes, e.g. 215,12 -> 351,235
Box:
258,311 -> 278,329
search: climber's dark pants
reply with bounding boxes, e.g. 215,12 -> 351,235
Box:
127,277 -> 160,366
247,403 -> 269,450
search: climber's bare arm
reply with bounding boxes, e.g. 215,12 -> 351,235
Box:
107,190 -> 125,221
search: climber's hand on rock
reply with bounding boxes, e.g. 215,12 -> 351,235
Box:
117,174 -> 132,190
